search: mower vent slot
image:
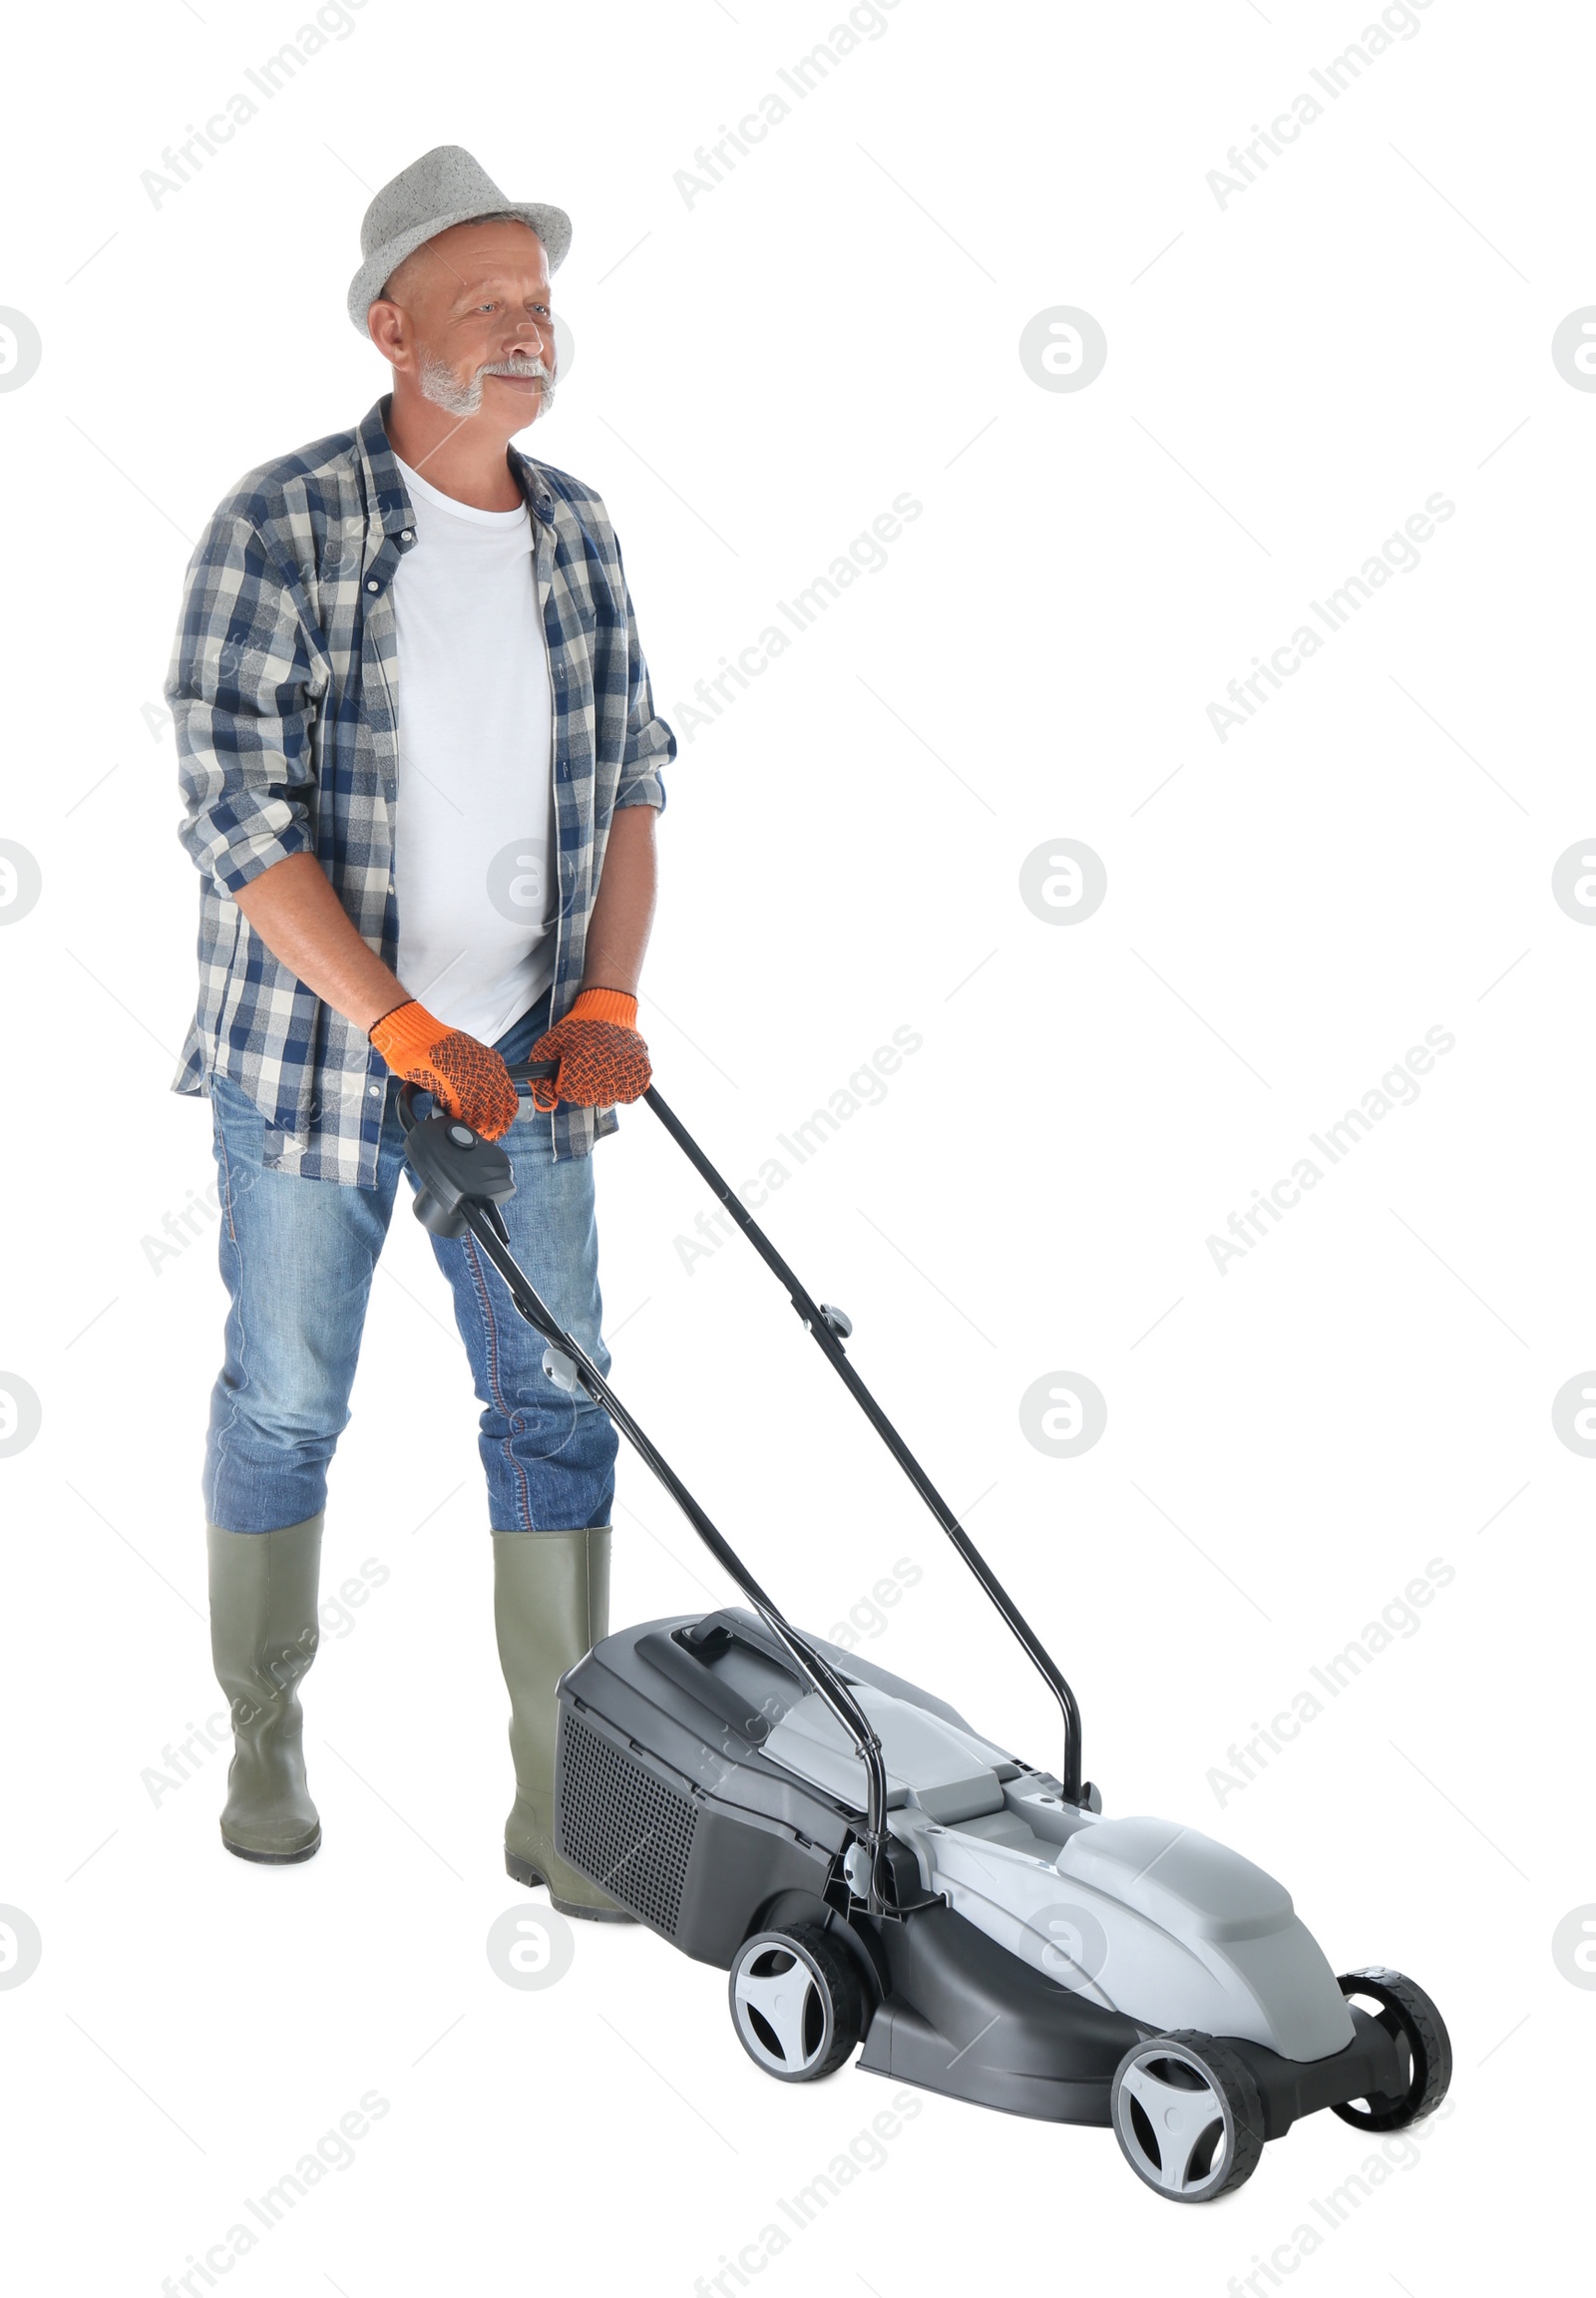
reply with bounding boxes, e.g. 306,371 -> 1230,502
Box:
560,1711 -> 698,1934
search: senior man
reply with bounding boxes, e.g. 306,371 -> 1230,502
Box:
168,147 -> 673,1918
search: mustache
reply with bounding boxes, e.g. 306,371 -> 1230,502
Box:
415,347 -> 556,421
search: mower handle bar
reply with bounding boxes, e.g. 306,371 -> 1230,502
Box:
399,1054 -> 1084,1870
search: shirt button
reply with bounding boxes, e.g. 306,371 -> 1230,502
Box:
368,1083 -> 381,1097
400,530 -> 413,543
366,579 -> 379,592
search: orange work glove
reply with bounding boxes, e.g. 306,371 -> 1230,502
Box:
529,987 -> 651,1112
368,1000 -> 521,1140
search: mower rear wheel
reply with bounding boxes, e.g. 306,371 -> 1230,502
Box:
1331,1967 -> 1452,2131
1110,2031 -> 1266,2202
728,1925 -> 865,2083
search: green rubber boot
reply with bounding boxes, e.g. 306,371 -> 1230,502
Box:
207,1515 -> 323,1864
494,1526 -> 633,1922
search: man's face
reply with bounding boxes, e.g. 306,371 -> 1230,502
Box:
375,217 -> 556,426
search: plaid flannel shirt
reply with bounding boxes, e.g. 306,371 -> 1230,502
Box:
168,397 -> 672,1187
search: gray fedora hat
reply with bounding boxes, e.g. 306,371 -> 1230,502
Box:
347,144 -> 572,335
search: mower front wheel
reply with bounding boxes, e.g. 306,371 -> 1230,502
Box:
1110,2031 -> 1266,2202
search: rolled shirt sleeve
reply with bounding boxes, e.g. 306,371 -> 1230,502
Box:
167,513 -> 321,895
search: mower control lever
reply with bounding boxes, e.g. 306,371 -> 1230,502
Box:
506,1057 -> 559,1096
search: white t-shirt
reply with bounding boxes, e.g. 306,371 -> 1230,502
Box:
390,455 -> 556,1045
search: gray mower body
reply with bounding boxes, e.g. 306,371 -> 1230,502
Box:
557,1607 -> 1394,2131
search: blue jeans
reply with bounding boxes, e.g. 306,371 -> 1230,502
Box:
203,989 -> 616,1534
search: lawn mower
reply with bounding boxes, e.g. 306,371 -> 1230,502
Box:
397,1064 -> 1451,2202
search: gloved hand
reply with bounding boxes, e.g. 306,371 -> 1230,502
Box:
368,1000 -> 521,1140
529,987 -> 651,1112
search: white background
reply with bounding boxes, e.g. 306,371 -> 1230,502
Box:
0,0 -> 1587,2290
